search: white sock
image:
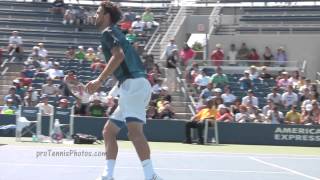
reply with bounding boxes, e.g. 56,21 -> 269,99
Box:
142,159 -> 155,179
102,159 -> 116,178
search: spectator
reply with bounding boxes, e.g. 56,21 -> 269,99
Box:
185,62 -> 199,84
4,86 -> 22,108
147,64 -> 161,86
285,105 -> 301,124
259,66 -> 273,79
300,87 -> 311,103
267,87 -> 282,106
230,98 -> 241,115
84,7 -> 95,25
210,43 -> 224,66
275,47 -> 287,67
263,46 -> 273,66
88,95 -> 106,117
63,9 -> 75,25
75,46 -> 86,61
40,57 -> 53,71
237,43 -> 250,65
74,98 -> 88,116
74,6 -> 86,31
310,84 -> 319,100
235,105 -> 249,123
267,106 -> 284,124
7,31 -> 23,56
248,65 -> 259,80
262,99 -> 274,117
123,7 -> 136,22
91,58 -> 106,73
242,89 -> 259,107
120,14 -> 132,33
210,67 -> 228,88
239,70 -> 253,91
179,43 -> 195,68
23,87 -> 38,107
248,48 -> 260,65
248,106 -> 265,123
165,39 -> 178,59
125,28 -> 137,44
131,15 -> 144,33
151,79 -> 162,100
289,70 -> 300,89
65,46 -> 76,60
158,86 -> 172,103
301,104 -> 319,125
199,83 -> 214,105
50,0 -> 65,15
184,97 -> 217,144
194,69 -> 211,93
36,94 -> 54,115
38,43 -> 48,60
157,100 -> 175,119
1,99 -> 16,115
96,45 -> 106,62
142,7 -> 156,29
216,104 -> 233,122
299,78 -> 312,93
58,98 -> 69,108
12,79 -> 26,99
146,101 -> 158,119
227,43 -> 237,66
46,62 -> 64,80
221,85 -> 236,106
85,47 -> 96,62
143,53 -> 155,73
281,85 -> 298,109
277,71 -> 292,91
26,46 -> 41,65
41,78 -> 60,96
164,49 -> 178,92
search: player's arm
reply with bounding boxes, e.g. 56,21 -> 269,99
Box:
97,46 -> 124,82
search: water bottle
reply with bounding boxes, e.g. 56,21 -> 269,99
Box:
32,134 -> 37,142
51,119 -> 63,143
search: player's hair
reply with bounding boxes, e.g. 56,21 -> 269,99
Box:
100,1 -> 122,24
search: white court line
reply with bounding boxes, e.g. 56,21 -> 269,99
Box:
250,157 -> 320,180
0,162 -> 289,175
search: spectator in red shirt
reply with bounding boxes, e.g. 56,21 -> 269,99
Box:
248,48 -> 260,66
119,14 -> 133,34
216,104 -> 233,122
91,58 -> 106,73
179,43 -> 195,68
210,43 -> 224,66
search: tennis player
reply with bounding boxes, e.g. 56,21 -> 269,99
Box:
85,1 -> 162,180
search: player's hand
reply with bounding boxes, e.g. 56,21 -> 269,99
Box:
106,95 -> 115,107
85,79 -> 102,94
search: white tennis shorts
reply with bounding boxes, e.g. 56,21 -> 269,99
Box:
110,77 -> 151,123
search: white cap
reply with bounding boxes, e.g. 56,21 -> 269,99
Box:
13,79 -> 20,84
214,88 -> 222,93
306,104 -> 313,111
218,104 -> 227,110
161,86 -> 169,91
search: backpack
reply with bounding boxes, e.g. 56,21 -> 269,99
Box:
72,133 -> 97,144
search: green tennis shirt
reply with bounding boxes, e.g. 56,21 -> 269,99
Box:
101,25 -> 146,83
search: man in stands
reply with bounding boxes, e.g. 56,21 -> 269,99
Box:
184,97 -> 217,144
267,87 -> 282,106
1,99 -> 16,115
210,43 -> 224,66
278,71 -> 292,91
267,106 -> 284,124
46,62 -> 64,80
210,66 -> 228,88
122,7 -> 136,22
281,85 -> 298,110
237,43 -> 250,65
38,43 -> 48,60
221,85 -> 236,106
36,94 -> 54,115
131,15 -> 144,33
42,78 -> 60,96
91,58 -> 106,73
199,82 -> 214,106
239,70 -> 253,91
242,89 -> 259,107
194,69 -> 211,93
65,46 -> 76,59
164,38 -> 178,59
4,87 -> 22,108
7,31 -> 23,59
142,7 -> 155,29
89,95 -> 106,117
75,46 -> 86,61
85,47 -> 96,62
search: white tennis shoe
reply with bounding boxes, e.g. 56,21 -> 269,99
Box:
96,176 -> 114,180
147,174 -> 163,180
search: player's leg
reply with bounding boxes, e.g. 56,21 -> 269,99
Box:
97,105 -> 125,180
127,121 -> 162,180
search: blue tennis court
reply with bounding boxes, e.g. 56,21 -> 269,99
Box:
0,142 -> 319,180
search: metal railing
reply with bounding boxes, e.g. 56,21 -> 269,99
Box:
159,6 -> 187,60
